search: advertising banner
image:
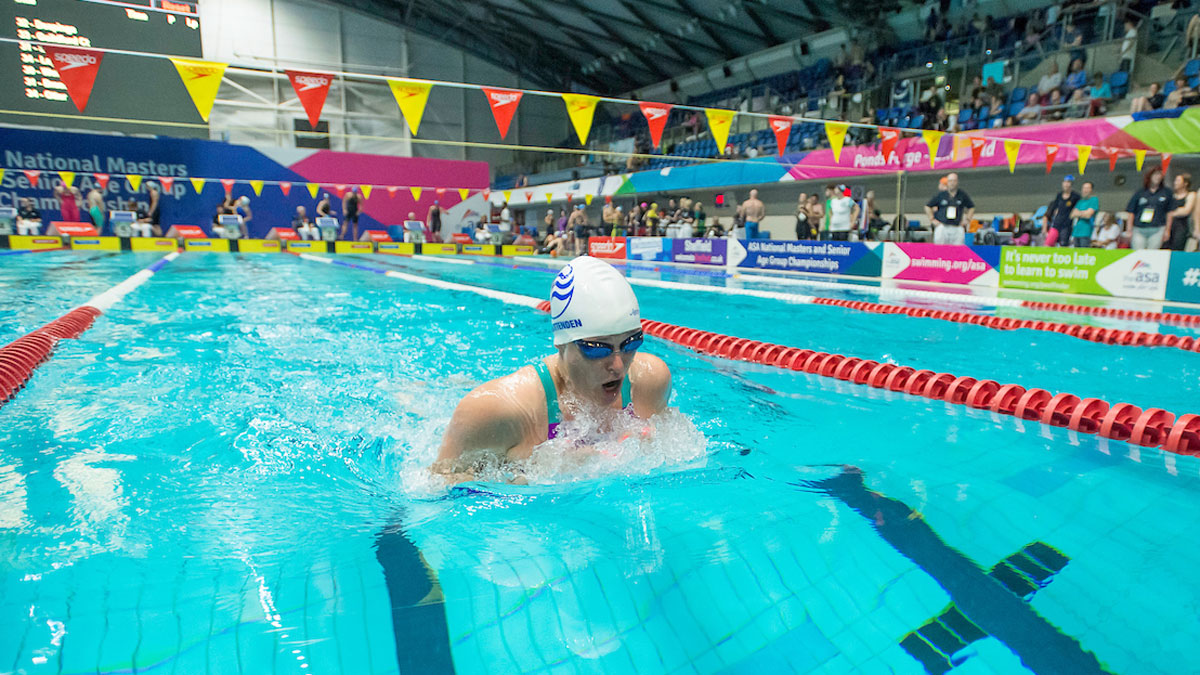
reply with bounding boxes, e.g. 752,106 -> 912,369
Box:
739,240 -> 882,276
627,236 -> 671,261
998,247 -> 1170,299
671,238 -> 727,265
588,236 -> 627,259
1165,252 -> 1200,304
501,244 -> 535,256
882,243 -> 1000,286
461,244 -> 496,255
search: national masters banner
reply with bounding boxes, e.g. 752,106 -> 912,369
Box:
998,247 -> 1170,299
738,240 -> 883,276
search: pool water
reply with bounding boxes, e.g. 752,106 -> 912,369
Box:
2,251 -> 1198,674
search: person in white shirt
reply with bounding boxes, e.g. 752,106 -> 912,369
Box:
499,202 -> 512,233
1093,213 -> 1122,249
292,205 -> 319,240
1120,18 -> 1138,72
1037,61 -> 1063,96
825,185 -> 859,241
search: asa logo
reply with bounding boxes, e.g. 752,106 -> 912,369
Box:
551,264 -> 575,318
1124,259 -> 1160,285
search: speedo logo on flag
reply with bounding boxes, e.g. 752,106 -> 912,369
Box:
489,92 -> 520,107
771,119 -> 790,132
53,53 -> 97,69
293,75 -> 330,91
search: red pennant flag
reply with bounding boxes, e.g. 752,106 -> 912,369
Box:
970,136 -> 988,167
285,70 -> 334,129
768,116 -> 793,156
387,186 -> 399,199
220,178 -> 236,194
334,184 -> 347,199
482,189 -> 491,202
43,46 -> 103,112
436,188 -> 445,198
23,170 -> 40,185
280,181 -> 291,196
93,173 -> 109,190
1044,143 -> 1059,174
566,193 -> 573,204
482,87 -> 523,138
605,195 -> 613,204
639,102 -> 673,149
1107,148 -> 1119,172
879,128 -> 900,162
524,191 -> 533,203
1163,153 -> 1173,173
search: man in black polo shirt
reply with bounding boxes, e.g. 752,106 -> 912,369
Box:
1043,175 -> 1081,247
924,172 -> 975,245
1124,166 -> 1173,250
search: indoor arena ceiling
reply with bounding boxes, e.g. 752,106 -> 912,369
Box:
333,0 -> 891,94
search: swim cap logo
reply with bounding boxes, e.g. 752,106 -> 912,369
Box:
551,264 -> 574,319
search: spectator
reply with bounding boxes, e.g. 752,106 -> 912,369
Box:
1044,175 -> 1081,246
1088,74 -> 1112,116
739,189 -> 766,240
232,196 -> 251,238
1094,212 -> 1122,249
1130,81 -> 1165,113
474,222 -> 490,245
1010,212 -> 1033,245
644,202 -> 661,236
426,200 -> 443,242
1062,21 -> 1084,59
1124,166 -> 1173,249
555,207 -> 568,236
54,182 -> 80,222
693,202 -> 707,237
795,192 -> 810,239
499,201 -> 512,236
1189,13 -> 1200,60
1045,88 -> 1067,120
543,208 -> 555,236
1017,92 -> 1043,124
340,188 -> 360,241
825,185 -> 858,241
316,192 -> 334,220
1120,19 -> 1138,72
145,182 -> 162,237
925,172 -> 975,244
1069,181 -> 1099,247
85,188 -> 105,233
16,197 -> 42,235
1038,61 -> 1064,96
807,193 -> 824,237
1168,172 -> 1195,250
1166,77 -> 1200,108
1067,88 -> 1090,118
568,204 -> 589,254
539,229 -> 564,256
292,205 -> 319,240
1064,58 -> 1087,96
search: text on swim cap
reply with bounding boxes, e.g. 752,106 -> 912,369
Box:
553,318 -> 583,332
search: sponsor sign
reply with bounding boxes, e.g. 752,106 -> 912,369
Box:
286,240 -> 329,253
49,221 -> 99,237
238,239 -> 282,253
588,236 -> 627,259
998,247 -> 1170,299
70,236 -> 120,251
881,243 -> 1000,286
269,227 -> 299,241
501,244 -> 535,256
334,241 -> 374,254
1165,252 -> 1200,304
169,225 -> 207,238
670,238 -> 727,265
9,235 -> 63,250
462,244 -> 496,255
130,237 -> 177,251
740,240 -> 882,276
184,238 -> 230,252
627,236 -> 671,261
421,243 -> 458,255
362,230 -> 392,242
378,242 -> 416,255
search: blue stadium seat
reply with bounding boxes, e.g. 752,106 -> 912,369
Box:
1109,70 -> 1130,98
1164,78 -> 1177,95
957,108 -> 973,126
909,114 -> 925,128
1009,87 -> 1027,104
1008,101 -> 1024,117
1187,59 -> 1200,77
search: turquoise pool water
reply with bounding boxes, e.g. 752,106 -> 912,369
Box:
2,251 -> 1199,674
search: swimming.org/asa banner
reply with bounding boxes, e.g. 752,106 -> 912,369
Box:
739,240 -> 883,276
998,247 -> 1170,299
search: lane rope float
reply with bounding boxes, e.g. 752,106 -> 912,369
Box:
0,250 -> 181,406
293,252 -> 1200,457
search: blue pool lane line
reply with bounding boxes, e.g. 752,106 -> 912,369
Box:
375,518 -> 456,674
803,467 -> 1112,675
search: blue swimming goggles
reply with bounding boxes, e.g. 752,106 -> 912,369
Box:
574,331 -> 644,359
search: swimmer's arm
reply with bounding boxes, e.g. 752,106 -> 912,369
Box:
432,388 -> 525,484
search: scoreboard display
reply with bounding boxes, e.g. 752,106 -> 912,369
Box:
1,0 -> 207,135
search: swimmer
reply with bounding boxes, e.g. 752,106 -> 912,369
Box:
434,256 -> 672,483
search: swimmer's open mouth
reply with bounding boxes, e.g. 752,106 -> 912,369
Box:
602,379 -> 621,393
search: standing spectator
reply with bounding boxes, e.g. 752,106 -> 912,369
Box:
924,172 -> 975,244
1119,18 -> 1139,72
795,192 -> 810,240
555,206 -> 569,237
1038,61 -> 1064,97
426,200 -> 443,242
543,208 -> 554,236
738,188 -> 765,240
1130,82 -> 1165,113
1088,74 -> 1113,116
1069,181 -> 1099,247
825,185 -> 858,241
692,203 -> 707,237
1094,213 -> 1122,249
292,206 -> 319,240
1044,176 -> 1082,247
16,197 -> 42,235
1062,21 -> 1084,61
54,182 -> 80,222
1168,173 -> 1195,250
807,193 -> 824,238
1124,166 -> 1173,249
341,188 -> 361,241
85,188 -> 105,233
602,201 -> 617,236
499,201 -> 512,237
568,204 -> 589,254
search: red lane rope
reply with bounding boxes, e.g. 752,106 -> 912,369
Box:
533,300 -> 1200,456
1019,300 -> 1200,327
0,306 -> 102,405
807,297 -> 1200,353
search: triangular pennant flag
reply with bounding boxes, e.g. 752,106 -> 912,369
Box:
1163,153 -> 1173,173
481,87 -> 523,138
880,127 -> 901,162
43,46 -> 103,112
970,136 -> 988,167
169,58 -> 228,122
1076,145 -> 1091,174
159,176 -> 174,192
825,121 -> 849,162
250,179 -> 264,196
285,70 -> 334,129
1004,139 -> 1021,173
952,134 -> 971,162
605,195 -> 613,204
1135,149 -> 1147,171
410,187 -> 422,201
23,170 -> 40,185
768,116 -> 793,156
189,177 -> 204,193
360,185 -> 371,199
502,190 -> 512,204
525,191 -> 533,203
546,193 -> 553,204
127,175 -> 142,191
1107,148 -> 1119,172
585,194 -> 594,205
58,171 -> 75,187
95,173 -> 110,190
220,178 -> 235,194
483,190 -> 491,202
387,186 -> 399,199
387,79 -> 433,135
1045,143 -> 1059,174
705,108 -> 736,154
279,181 -> 291,196
0,169 -> 5,186
562,94 -> 600,145
458,188 -> 469,200
566,193 -> 573,203
436,188 -> 445,198
307,183 -> 320,198
922,130 -> 944,169
334,184 -> 346,199
639,102 -> 672,149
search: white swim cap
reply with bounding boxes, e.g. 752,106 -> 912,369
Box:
550,256 -> 640,346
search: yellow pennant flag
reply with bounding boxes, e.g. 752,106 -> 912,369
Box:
307,183 -> 320,198
170,58 -> 228,122
190,177 -> 206,193
705,108 -> 736,154
502,190 -> 513,204
59,171 -> 75,187
562,94 -> 600,145
458,188 -> 469,200
127,175 -> 142,191
250,179 -> 264,196
1135,149 -> 1147,171
546,193 -> 553,204
0,169 -> 4,185
1003,139 -> 1021,173
1077,145 -> 1091,174
584,194 -> 594,205
922,130 -> 944,169
387,79 -> 433,136
410,187 -> 422,201
360,185 -> 372,199
824,121 -> 849,162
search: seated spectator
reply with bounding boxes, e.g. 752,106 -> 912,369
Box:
1038,61 -> 1064,97
473,222 -> 490,244
1045,88 -> 1067,120
16,197 -> 42,235
1166,77 -> 1200,108
1017,92 -> 1043,124
1130,81 -> 1165,113
1093,212 -> 1122,249
539,230 -> 564,256
1088,73 -> 1112,116
1063,58 -> 1087,96
292,205 -> 319,240
1067,88 -> 1090,118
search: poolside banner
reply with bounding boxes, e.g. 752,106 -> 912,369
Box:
671,238 -> 727,265
286,70 -> 334,128
388,79 -> 433,135
169,58 -> 228,122
999,247 -> 1170,299
43,46 -> 104,113
562,94 -> 600,145
1166,252 -> 1200,303
626,236 -> 671,261
738,240 -> 883,276
639,102 -> 672,149
588,236 -> 626,259
881,243 -> 1000,286
482,87 -> 523,139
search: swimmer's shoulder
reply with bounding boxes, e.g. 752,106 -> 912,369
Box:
629,352 -> 671,416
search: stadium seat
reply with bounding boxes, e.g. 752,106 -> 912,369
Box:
1009,87 -> 1027,104
957,108 -> 973,126
1187,59 -> 1200,77
1163,78 -> 1176,95
1109,70 -> 1130,98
